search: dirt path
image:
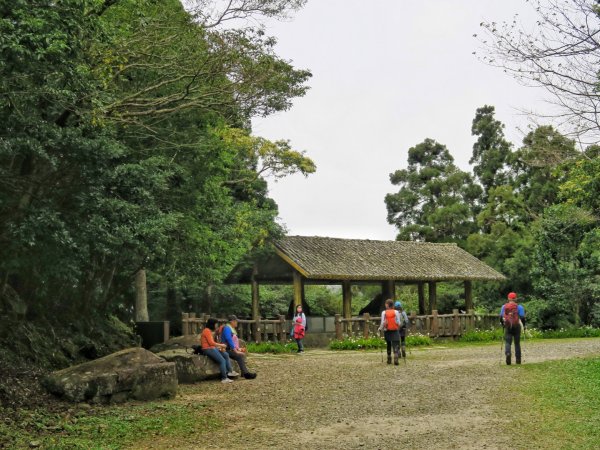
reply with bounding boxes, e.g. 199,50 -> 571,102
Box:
139,339 -> 600,450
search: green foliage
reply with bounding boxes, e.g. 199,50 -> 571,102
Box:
329,334 -> 432,350
531,204 -> 598,327
246,341 -> 297,353
509,357 -> 600,448
459,327 -> 505,342
470,105 -> 513,203
458,326 -> 600,343
0,0 -> 313,325
0,401 -> 220,450
385,138 -> 481,244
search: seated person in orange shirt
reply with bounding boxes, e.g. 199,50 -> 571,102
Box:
200,318 -> 239,383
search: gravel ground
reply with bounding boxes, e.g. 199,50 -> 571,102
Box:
136,338 -> 600,450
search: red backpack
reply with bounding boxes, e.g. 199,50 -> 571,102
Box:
503,302 -> 520,328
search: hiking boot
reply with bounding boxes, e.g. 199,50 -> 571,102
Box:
227,371 -> 240,377
394,355 -> 399,366
516,358 -> 521,365
401,349 -> 406,358
506,354 -> 511,365
243,372 -> 257,379
221,378 -> 233,384
387,355 -> 392,364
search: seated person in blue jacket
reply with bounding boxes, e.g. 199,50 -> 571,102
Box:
221,315 -> 257,379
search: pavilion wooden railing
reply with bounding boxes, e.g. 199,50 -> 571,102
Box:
334,310 -> 499,340
181,313 -> 288,343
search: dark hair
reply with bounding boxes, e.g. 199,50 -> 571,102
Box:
205,318 -> 218,331
385,299 -> 394,308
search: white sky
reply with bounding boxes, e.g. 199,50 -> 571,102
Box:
251,0 -> 546,240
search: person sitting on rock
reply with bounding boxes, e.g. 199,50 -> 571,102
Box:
221,315 -> 257,379
200,318 -> 239,383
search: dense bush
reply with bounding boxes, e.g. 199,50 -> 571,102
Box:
458,326 -> 600,343
246,341 -> 298,354
329,334 -> 432,350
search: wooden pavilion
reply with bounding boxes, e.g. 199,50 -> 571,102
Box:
226,235 -> 506,321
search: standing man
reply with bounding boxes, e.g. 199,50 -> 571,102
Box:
221,315 -> 257,379
500,292 -> 526,365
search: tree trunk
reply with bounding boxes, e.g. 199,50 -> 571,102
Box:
134,269 -> 149,322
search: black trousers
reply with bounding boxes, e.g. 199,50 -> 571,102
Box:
384,330 -> 400,356
227,350 -> 249,374
504,326 -> 521,360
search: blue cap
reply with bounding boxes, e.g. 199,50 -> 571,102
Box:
394,301 -> 402,308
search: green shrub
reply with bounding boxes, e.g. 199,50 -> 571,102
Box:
459,328 -> 504,342
539,326 -> 600,339
458,326 -> 600,343
246,341 -> 297,353
406,334 -> 433,346
329,333 -> 432,350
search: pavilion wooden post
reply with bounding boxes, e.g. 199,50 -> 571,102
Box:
428,281 -> 437,314
417,282 -> 426,315
251,265 -> 260,342
464,280 -> 473,311
381,280 -> 396,302
293,271 -> 303,309
342,280 -> 352,319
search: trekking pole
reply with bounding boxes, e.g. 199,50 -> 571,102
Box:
379,329 -> 383,363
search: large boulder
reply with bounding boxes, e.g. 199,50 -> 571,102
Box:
149,335 -> 200,353
157,349 -> 240,383
44,347 -> 177,403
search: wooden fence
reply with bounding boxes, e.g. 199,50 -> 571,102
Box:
334,309 -> 499,340
181,313 -> 287,343
182,310 -> 499,343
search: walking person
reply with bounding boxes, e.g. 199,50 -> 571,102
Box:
221,315 -> 257,379
394,301 -> 410,359
293,305 -> 306,353
378,299 -> 401,365
500,292 -> 526,365
200,318 -> 239,383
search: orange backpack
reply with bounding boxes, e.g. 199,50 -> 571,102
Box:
385,309 -> 399,331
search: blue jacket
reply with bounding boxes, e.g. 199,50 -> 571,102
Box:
499,304 -> 525,318
221,324 -> 236,350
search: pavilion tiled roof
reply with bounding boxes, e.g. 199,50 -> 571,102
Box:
274,236 -> 505,282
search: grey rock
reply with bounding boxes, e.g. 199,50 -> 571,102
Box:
44,347 -> 177,403
157,349 -> 240,383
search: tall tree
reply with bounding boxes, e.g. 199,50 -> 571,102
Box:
511,126 -> 579,219
385,139 -> 482,244
470,105 -> 513,203
0,0 -> 314,320
479,0 -> 600,143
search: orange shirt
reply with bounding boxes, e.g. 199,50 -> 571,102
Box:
200,328 -> 217,349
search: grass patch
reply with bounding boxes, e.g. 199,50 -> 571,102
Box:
246,341 -> 298,353
458,326 -> 600,343
501,357 -> 600,449
329,334 -> 432,350
0,401 -> 221,449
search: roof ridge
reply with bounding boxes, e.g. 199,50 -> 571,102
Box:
282,235 -> 458,246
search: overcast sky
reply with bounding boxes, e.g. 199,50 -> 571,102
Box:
251,0 -> 546,241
